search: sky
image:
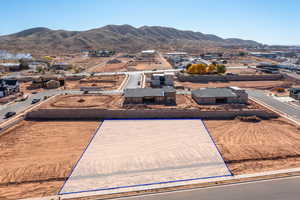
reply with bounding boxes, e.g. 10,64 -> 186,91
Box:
0,0 -> 300,45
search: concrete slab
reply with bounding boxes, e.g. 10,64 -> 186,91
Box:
59,119 -> 231,195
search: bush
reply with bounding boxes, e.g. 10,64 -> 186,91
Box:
216,64 -> 226,74
275,87 -> 285,93
78,98 -> 85,103
239,52 -> 246,56
236,115 -> 261,123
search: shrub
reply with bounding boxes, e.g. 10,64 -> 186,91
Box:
236,115 -> 261,123
275,87 -> 285,93
216,64 -> 226,74
78,98 -> 85,103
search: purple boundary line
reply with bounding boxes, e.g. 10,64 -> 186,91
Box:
202,120 -> 233,176
58,120 -> 104,195
59,174 -> 232,195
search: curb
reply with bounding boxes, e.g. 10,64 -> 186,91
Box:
118,74 -> 129,91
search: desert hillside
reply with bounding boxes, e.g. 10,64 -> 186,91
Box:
0,25 -> 261,54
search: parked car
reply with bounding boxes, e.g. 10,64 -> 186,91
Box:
4,112 -> 16,119
31,98 -> 40,104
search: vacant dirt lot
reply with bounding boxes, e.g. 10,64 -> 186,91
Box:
205,118 -> 300,175
127,54 -> 172,71
226,67 -> 258,75
176,80 -> 293,90
0,121 -> 100,199
41,94 -> 123,109
65,75 -> 125,91
69,56 -> 111,71
90,57 -> 131,73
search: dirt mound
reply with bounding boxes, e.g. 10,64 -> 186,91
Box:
236,115 -> 261,122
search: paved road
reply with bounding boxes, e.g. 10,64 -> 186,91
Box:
0,89 -> 81,123
124,72 -> 142,89
247,89 -> 300,121
114,176 -> 300,200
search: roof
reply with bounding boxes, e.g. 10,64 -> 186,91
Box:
291,87 -> 300,91
162,86 -> 176,93
141,50 -> 156,54
229,86 -> 244,91
166,52 -> 187,56
124,87 -> 176,98
192,88 -> 237,98
125,88 -> 164,98
0,63 -> 20,67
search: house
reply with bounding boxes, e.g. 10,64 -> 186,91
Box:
290,87 -> 300,100
0,79 -> 20,97
124,86 -> 176,105
141,50 -> 156,57
28,76 -> 64,89
192,87 -> 248,105
165,52 -> 188,57
0,63 -> 20,71
249,52 -> 277,59
88,50 -> 115,57
150,72 -> 174,87
51,63 -> 72,70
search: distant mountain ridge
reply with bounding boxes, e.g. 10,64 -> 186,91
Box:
0,24 -> 261,54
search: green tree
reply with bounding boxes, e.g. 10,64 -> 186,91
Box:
216,64 -> 226,74
238,52 -> 246,56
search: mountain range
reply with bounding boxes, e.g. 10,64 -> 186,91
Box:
0,25 -> 261,54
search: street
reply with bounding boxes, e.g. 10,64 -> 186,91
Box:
247,89 -> 300,122
0,89 -> 81,123
112,176 -> 300,200
124,72 -> 142,89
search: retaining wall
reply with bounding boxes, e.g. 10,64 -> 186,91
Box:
177,73 -> 283,82
25,108 -> 278,120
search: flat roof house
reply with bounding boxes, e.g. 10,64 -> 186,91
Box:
192,87 -> 248,105
0,79 -> 20,97
124,86 -> 176,105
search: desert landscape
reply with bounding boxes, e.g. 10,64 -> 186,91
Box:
0,120 -> 100,199
205,118 -> 300,174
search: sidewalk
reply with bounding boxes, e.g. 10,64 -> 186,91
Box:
21,167 -> 300,200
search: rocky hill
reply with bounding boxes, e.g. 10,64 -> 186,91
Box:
0,25 -> 261,54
